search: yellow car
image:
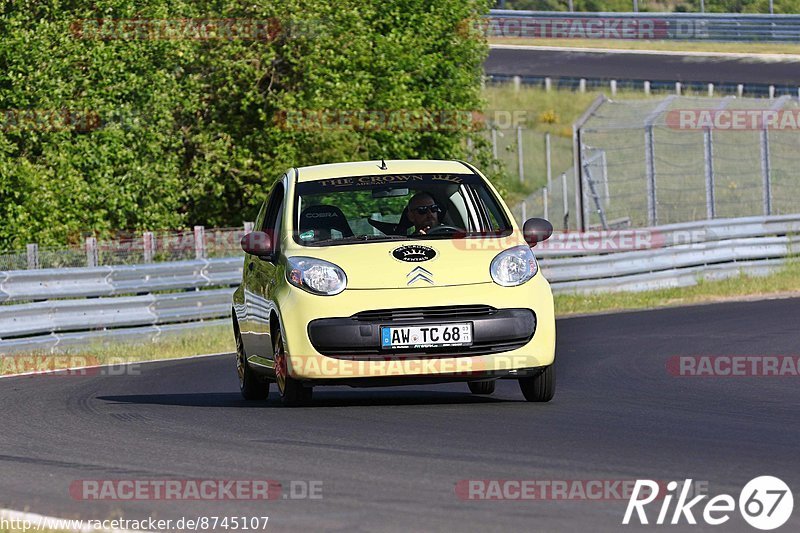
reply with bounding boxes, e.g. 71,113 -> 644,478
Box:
232,159 -> 556,406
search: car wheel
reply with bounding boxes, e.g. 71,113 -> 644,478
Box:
468,380 -> 495,395
518,364 -> 555,402
235,324 -> 269,401
273,331 -> 313,407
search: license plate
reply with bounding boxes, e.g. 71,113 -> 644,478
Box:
380,323 -> 473,349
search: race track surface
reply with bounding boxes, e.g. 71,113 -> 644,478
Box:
1,297 -> 799,532
486,46 -> 800,85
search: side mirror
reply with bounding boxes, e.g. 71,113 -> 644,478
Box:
522,218 -> 553,247
241,231 -> 274,257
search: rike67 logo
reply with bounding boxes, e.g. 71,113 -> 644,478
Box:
623,477 -> 794,530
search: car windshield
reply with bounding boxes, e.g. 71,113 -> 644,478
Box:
293,173 -> 512,246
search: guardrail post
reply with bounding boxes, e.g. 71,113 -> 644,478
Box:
194,225 -> 206,260
675,82 -> 682,95
703,127 -> 716,219
643,81 -> 650,95
561,172 -> 569,230
545,77 -> 552,92
579,79 -> 586,93
26,243 -> 39,269
769,85 -> 776,99
708,83 -> 714,97
513,76 -> 521,93
737,84 -> 744,97
543,187 -> 549,220
610,80 -> 617,96
85,237 -> 98,268
601,151 -> 610,207
644,125 -> 658,226
761,128 -> 772,216
143,232 -> 155,263
517,126 -> 524,182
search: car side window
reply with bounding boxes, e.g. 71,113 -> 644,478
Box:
261,179 -> 286,253
475,186 -> 508,231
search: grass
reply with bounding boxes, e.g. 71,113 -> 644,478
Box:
554,258 -> 800,316
490,37 -> 800,55
0,323 -> 235,376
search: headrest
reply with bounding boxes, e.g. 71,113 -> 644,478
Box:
299,205 -> 354,239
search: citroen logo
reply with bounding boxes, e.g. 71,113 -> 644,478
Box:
407,266 -> 434,286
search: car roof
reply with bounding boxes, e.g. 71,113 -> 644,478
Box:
294,159 -> 475,183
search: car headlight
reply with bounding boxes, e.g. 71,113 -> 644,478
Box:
490,245 -> 538,287
287,256 -> 347,295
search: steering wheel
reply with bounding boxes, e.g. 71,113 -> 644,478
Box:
425,225 -> 463,235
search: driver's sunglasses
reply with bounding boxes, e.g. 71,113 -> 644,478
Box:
412,204 -> 442,215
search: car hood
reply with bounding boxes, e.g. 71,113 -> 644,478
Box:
284,237 -> 530,290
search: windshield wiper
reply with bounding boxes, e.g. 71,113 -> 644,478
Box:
309,234 -> 410,246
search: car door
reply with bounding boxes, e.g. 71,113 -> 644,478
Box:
241,177 -> 286,361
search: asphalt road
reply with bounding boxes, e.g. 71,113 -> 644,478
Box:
1,297 -> 799,532
486,46 -> 800,85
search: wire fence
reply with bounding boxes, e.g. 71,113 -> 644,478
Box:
0,226 -> 251,271
516,95 -> 800,230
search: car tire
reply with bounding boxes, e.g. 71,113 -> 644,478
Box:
468,380 -> 496,395
273,330 -> 313,407
235,323 -> 270,401
518,364 -> 555,402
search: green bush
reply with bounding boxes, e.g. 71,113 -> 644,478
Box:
0,0 -> 494,249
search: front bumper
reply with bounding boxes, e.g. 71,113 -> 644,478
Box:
276,276 -> 556,381
308,306 -> 536,358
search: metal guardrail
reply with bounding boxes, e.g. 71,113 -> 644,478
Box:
0,319 -> 230,354
536,214 -> 800,257
543,235 -> 800,281
0,257 -> 242,303
489,10 -> 800,42
539,215 -> 800,293
0,257 -> 241,354
0,289 -> 233,339
0,215 -> 797,352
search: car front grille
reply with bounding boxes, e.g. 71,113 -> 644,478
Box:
352,305 -> 496,323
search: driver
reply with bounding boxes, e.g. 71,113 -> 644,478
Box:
406,192 -> 443,235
